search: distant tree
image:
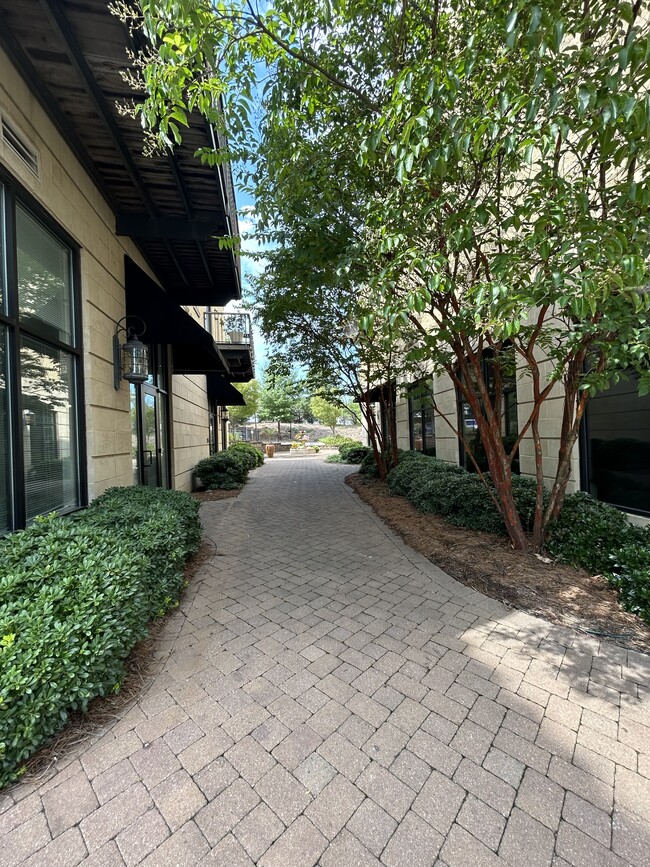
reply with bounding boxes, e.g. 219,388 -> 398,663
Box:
228,379 -> 261,425
310,395 -> 342,435
259,372 -> 305,436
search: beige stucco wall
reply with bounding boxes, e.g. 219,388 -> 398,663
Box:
515,363 -> 580,494
0,46 -> 211,499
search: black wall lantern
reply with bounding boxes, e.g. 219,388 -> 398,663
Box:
222,408 -> 230,422
113,316 -> 149,390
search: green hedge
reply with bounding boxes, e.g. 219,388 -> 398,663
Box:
339,444 -> 373,463
546,492 -> 650,624
195,444 -> 265,489
609,529 -> 650,623
321,436 -> 361,448
0,486 -> 201,788
228,442 -> 265,469
410,471 -> 505,534
387,452 -> 462,498
545,492 -> 630,575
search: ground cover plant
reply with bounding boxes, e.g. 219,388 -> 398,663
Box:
0,486 -> 201,788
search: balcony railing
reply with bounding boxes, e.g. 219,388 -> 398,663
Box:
204,311 -> 255,377
205,311 -> 252,344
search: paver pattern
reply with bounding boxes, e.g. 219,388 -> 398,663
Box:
1,457 -> 649,866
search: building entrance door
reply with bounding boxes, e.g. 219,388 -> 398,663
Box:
130,359 -> 170,488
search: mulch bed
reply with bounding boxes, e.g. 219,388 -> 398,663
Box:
347,473 -> 650,653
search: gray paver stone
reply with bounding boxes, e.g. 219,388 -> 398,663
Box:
258,816 -> 327,867
381,809 -> 443,867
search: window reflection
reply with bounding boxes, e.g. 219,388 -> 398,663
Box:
21,336 -> 78,520
584,376 -> 650,515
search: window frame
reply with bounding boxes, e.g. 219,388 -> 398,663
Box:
579,374 -> 650,518
408,378 -> 436,455
0,164 -> 86,530
456,347 -> 519,473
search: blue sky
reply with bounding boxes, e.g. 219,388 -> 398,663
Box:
228,175 -> 270,375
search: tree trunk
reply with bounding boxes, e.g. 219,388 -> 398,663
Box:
482,429 -> 529,550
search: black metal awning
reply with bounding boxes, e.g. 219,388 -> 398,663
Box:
359,381 -> 395,403
206,376 -> 246,406
0,0 -> 241,306
124,257 -> 227,376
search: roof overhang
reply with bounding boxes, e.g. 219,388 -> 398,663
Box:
0,0 -> 241,307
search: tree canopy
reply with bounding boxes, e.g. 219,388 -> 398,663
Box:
127,0 -> 650,550
227,378 -> 261,424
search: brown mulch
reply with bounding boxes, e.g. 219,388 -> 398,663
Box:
347,474 -> 650,653
192,488 -> 241,502
7,540 -> 215,791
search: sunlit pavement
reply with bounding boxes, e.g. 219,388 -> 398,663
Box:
1,456 -> 649,865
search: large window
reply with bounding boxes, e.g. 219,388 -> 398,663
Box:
582,375 -> 650,516
408,379 -> 436,455
130,345 -> 170,488
0,172 -> 83,531
457,347 -> 519,472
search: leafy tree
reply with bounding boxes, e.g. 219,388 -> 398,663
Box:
310,395 -> 342,435
125,0 -> 650,552
227,379 -> 261,425
258,371 -> 305,436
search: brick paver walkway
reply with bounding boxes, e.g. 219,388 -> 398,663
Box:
1,457 -> 649,866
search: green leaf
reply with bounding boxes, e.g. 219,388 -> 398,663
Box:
506,9 -> 518,33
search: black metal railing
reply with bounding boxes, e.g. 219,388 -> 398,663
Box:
205,311 -> 252,345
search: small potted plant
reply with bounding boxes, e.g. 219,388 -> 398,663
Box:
225,314 -> 246,344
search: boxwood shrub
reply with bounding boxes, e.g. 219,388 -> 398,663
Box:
0,486 -> 201,788
321,436 -> 361,448
339,444 -> 373,463
195,452 -> 249,489
228,442 -> 265,469
410,472 -> 506,534
387,453 -> 463,498
545,492 -> 630,575
195,443 -> 266,489
359,448 -> 405,477
608,528 -> 650,624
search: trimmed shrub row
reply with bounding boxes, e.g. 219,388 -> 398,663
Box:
376,451 -> 650,626
321,435 -> 362,448
338,442 -> 372,463
0,486 -> 201,788
195,443 -> 265,490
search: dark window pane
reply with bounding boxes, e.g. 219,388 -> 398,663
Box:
0,328 -> 11,532
21,335 -> 79,520
16,204 -> 74,345
423,406 -> 435,452
0,184 -> 6,313
411,414 -> 424,450
586,377 -> 650,515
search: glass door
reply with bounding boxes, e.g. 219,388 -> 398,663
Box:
130,378 -> 170,488
141,386 -> 160,487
